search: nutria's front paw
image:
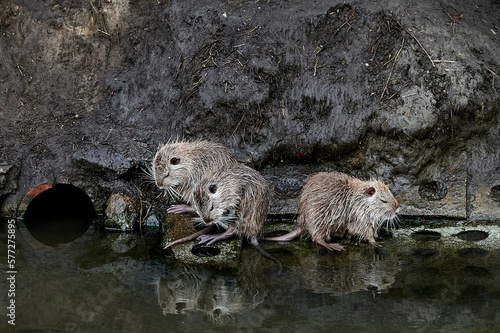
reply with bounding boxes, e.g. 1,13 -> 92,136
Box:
167,204 -> 195,214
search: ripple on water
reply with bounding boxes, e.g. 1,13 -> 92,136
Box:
457,247 -> 489,259
462,265 -> 490,278
454,230 -> 489,242
409,265 -> 441,277
410,248 -> 440,259
411,230 -> 442,242
412,285 -> 438,297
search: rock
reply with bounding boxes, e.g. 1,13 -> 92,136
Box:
1,194 -> 19,217
0,162 -> 12,189
105,193 -> 139,230
468,174 -> 500,221
397,170 -> 467,219
143,214 -> 160,229
162,214 -> 241,268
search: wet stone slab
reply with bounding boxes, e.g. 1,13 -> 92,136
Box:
392,222 -> 500,252
469,174 -> 500,221
395,170 -> 467,219
162,214 -> 242,268
161,211 -> 500,274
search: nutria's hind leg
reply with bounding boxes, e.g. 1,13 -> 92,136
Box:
316,239 -> 345,251
198,225 -> 238,245
368,238 -> 383,247
264,228 -> 302,242
167,204 -> 196,214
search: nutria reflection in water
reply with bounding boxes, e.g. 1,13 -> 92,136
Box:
297,248 -> 401,296
156,264 -> 266,326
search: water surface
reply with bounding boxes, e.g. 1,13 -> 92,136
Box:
2,219 -> 500,332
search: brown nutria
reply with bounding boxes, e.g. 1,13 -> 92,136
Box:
265,171 -> 399,250
150,140 -> 237,214
164,163 -> 282,272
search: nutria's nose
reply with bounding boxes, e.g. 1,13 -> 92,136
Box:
155,176 -> 164,187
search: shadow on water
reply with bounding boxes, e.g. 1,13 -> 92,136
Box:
2,216 -> 500,332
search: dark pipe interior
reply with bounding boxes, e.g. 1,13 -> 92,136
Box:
24,183 -> 96,247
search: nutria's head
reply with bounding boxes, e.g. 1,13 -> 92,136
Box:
153,143 -> 189,189
192,173 -> 240,229
358,180 -> 399,225
151,140 -> 237,201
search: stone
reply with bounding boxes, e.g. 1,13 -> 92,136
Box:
468,174 -> 500,221
105,193 -> 139,230
162,214 -> 241,268
396,170 -> 467,219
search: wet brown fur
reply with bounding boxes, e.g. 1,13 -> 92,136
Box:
192,163 -> 282,271
266,171 -> 399,250
152,140 -> 237,206
192,163 -> 271,242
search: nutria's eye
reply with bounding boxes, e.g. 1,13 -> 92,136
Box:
365,187 -> 376,196
209,185 -> 217,194
210,204 -> 214,211
170,157 -> 180,165
381,199 -> 388,203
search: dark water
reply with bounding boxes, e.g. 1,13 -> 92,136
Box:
2,218 -> 500,333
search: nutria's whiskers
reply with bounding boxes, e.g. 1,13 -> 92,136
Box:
140,164 -> 156,185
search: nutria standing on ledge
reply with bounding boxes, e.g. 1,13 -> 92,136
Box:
151,140 -> 237,214
192,163 -> 270,247
265,171 -> 399,251
164,163 -> 282,272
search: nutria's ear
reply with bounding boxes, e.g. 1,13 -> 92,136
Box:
365,187 -> 376,196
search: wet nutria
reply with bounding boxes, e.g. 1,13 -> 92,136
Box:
265,171 -> 399,250
164,163 -> 282,272
151,140 -> 237,214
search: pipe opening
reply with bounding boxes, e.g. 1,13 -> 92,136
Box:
23,183 -> 96,247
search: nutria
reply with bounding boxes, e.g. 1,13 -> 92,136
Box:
150,140 -> 237,214
265,171 -> 399,250
164,163 -> 282,272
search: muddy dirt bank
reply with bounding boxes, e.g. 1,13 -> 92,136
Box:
0,0 -> 499,223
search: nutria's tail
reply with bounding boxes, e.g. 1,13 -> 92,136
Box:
264,228 -> 302,242
250,238 -> 283,275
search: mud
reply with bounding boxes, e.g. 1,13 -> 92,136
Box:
0,0 -> 499,222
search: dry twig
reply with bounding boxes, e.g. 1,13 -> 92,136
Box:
381,37 -> 405,101
334,10 -> 356,35
405,29 -> 435,67
486,67 -> 498,92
